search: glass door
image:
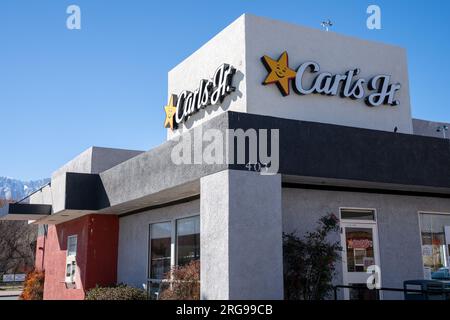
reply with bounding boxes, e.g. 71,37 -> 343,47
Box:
341,218 -> 381,300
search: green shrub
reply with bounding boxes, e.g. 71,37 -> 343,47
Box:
85,284 -> 147,300
283,213 -> 342,300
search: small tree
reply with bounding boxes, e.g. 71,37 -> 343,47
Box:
0,199 -> 37,276
283,213 -> 342,300
159,260 -> 200,300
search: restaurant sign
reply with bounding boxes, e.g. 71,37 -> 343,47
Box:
164,64 -> 236,130
261,51 -> 401,107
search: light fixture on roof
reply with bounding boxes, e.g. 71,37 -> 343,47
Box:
436,125 -> 449,139
321,19 -> 333,32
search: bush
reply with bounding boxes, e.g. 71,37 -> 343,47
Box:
159,260 -> 200,300
85,284 -> 147,300
20,270 -> 45,300
283,213 -> 342,300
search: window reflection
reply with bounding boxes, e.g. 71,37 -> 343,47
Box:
341,209 -> 375,221
149,222 -> 172,279
177,216 -> 200,266
345,228 -> 375,272
420,213 -> 450,279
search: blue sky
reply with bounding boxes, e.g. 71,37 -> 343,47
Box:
1,0 -> 450,180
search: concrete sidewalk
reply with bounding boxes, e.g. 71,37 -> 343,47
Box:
0,290 -> 22,300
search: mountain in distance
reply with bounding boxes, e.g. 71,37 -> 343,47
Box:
0,176 -> 50,201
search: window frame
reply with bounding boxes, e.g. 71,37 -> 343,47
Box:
147,214 -> 200,283
175,215 -> 201,267
65,234 -> 78,285
147,220 -> 173,281
417,211 -> 450,276
339,207 -> 377,224
67,235 -> 78,257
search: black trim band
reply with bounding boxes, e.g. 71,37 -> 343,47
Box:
118,195 -> 200,218
282,182 -> 450,198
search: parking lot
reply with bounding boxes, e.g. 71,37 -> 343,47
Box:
0,290 -> 21,300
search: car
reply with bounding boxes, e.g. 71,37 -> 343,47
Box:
431,267 -> 450,280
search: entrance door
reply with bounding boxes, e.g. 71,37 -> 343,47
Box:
340,209 -> 381,300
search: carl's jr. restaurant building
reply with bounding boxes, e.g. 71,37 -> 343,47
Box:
2,15 -> 450,300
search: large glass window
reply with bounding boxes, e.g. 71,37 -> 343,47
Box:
149,222 -> 172,279
147,216 -> 200,299
67,235 -> 77,257
419,213 -> 450,279
176,216 -> 200,266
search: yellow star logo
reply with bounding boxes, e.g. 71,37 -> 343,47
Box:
261,51 -> 297,96
164,94 -> 177,130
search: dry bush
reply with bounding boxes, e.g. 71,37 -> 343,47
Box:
159,260 -> 200,300
85,284 -> 147,300
20,270 -> 45,300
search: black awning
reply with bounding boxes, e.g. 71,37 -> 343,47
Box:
0,203 -> 52,221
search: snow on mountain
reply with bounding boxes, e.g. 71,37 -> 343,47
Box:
0,177 -> 50,201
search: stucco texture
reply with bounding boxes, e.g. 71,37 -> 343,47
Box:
282,187 -> 450,299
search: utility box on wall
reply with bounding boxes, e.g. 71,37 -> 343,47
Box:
65,235 -> 78,288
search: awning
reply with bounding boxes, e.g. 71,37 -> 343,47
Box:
0,203 -> 52,221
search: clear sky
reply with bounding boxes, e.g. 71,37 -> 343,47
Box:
1,0 -> 450,180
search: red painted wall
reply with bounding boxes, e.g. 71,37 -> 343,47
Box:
35,234 -> 45,271
85,215 -> 119,289
36,214 -> 118,300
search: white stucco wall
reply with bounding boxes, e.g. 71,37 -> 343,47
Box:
245,15 -> 412,133
282,188 -> 450,299
29,184 -> 52,205
117,199 -> 200,288
116,182 -> 450,300
200,170 -> 284,300
167,16 -> 247,139
167,14 -> 413,138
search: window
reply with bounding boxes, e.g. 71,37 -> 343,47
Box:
65,235 -> 77,285
419,213 -> 450,279
67,235 -> 77,256
149,222 -> 172,279
176,216 -> 200,266
147,215 -> 200,300
341,209 -> 375,221
345,227 -> 375,272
